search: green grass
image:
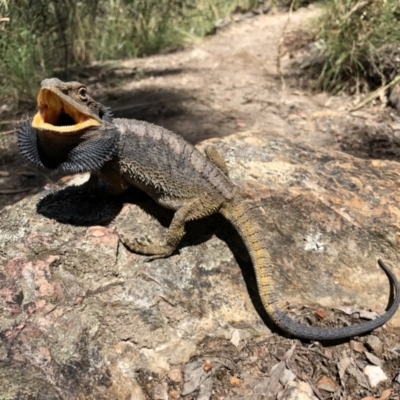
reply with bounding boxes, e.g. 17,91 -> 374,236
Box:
309,0 -> 400,93
0,0 -> 260,106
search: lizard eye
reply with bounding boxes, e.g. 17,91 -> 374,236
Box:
78,87 -> 87,101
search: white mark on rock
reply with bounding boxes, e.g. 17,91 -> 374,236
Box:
363,365 -> 387,387
304,232 -> 324,252
230,329 -> 241,348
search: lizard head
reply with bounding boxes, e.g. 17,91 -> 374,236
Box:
32,78 -> 109,134
18,78 -> 118,173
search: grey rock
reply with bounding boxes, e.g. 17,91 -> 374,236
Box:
365,335 -> 383,357
364,351 -> 382,367
278,381 -> 318,400
363,365 -> 387,388
1,130 -> 400,397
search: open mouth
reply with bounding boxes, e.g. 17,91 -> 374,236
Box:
32,89 -> 101,134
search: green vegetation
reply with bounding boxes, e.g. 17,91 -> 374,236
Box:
310,0 -> 400,93
4,0 -> 396,104
0,0 -> 259,104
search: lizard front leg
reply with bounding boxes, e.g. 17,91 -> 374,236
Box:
120,197 -> 221,260
94,163 -> 130,195
80,163 -> 130,195
204,145 -> 229,176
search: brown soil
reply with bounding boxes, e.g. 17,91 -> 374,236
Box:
1,4 -> 400,399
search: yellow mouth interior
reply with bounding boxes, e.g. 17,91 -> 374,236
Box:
32,89 -> 101,133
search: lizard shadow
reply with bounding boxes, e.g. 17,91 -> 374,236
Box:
37,184 -> 354,345
37,185 -> 126,226
121,197 -> 286,336
36,184 -> 278,331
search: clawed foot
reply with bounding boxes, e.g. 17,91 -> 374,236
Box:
118,233 -> 175,261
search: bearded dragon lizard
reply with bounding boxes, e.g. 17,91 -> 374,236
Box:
17,78 -> 400,340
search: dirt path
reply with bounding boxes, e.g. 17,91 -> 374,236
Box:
100,5 -> 343,148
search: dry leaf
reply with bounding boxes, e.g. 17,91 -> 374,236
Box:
350,340 -> 367,353
230,376 -> 242,387
364,351 -> 382,367
315,309 -> 327,319
182,361 -> 211,396
316,375 -> 338,393
236,119 -> 247,128
197,376 -> 213,400
337,355 -> 351,382
268,361 -> 285,396
284,344 -> 296,361
347,365 -> 369,389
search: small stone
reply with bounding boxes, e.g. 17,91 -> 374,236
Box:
359,310 -> 379,320
280,368 -> 296,385
153,382 -> 168,400
297,382 -> 313,396
354,358 -> 367,371
364,351 -> 382,367
278,381 -> 318,400
366,336 -> 383,357
254,379 -> 271,394
316,376 -> 337,393
168,368 -> 183,383
395,373 -> 400,384
86,226 -> 108,237
203,360 -> 213,372
230,376 -> 242,386
350,340 -> 367,353
338,355 -> 351,381
336,306 -> 356,315
169,390 -> 180,399
65,172 -> 90,186
363,365 -> 387,388
230,329 -> 241,347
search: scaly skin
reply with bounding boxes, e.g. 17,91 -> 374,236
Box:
17,78 -> 400,341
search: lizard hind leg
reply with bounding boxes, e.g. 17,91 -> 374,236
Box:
120,197 -> 222,260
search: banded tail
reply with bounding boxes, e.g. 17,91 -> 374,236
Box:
220,196 -> 400,341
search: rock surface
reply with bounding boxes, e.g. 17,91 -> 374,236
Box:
1,130 -> 400,398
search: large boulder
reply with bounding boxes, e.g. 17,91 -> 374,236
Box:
1,130 -> 399,398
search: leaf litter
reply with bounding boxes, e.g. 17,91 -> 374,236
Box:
136,306 -> 399,399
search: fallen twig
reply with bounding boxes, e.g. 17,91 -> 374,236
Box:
0,129 -> 16,135
0,120 -> 21,125
276,0 -> 296,90
350,75 -> 400,112
0,187 -> 33,195
341,0 -> 371,24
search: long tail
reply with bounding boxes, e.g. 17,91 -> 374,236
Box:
220,196 -> 400,341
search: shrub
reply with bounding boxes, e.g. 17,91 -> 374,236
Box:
310,0 -> 400,93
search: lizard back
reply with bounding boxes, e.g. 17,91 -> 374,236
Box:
113,118 -> 235,203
